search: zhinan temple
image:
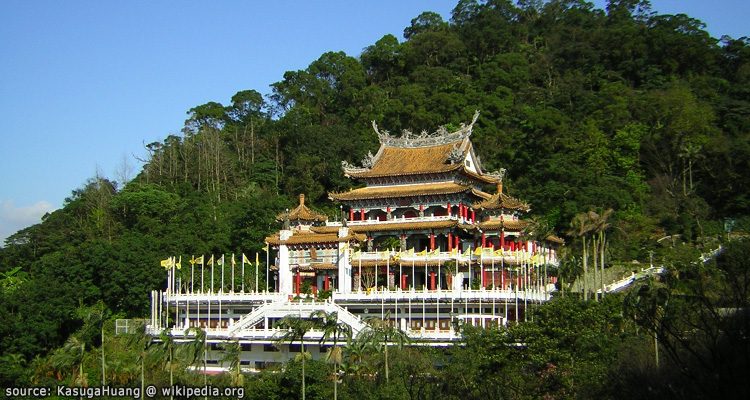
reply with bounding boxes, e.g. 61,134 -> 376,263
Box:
148,113 -> 564,371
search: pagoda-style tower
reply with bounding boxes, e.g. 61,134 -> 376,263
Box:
328,112 -> 508,252
265,194 -> 364,295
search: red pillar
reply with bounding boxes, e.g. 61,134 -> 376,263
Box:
500,231 -> 505,250
481,233 -> 486,248
349,208 -> 354,221
430,271 -> 436,290
510,241 -> 515,251
458,203 -> 463,219
324,275 -> 330,291
454,235 -> 460,250
446,202 -> 451,217
360,208 -> 365,221
483,268 -> 488,288
471,209 -> 475,223
430,233 -> 435,251
295,271 -> 301,295
401,274 -> 408,290
419,204 -> 424,216
448,233 -> 453,251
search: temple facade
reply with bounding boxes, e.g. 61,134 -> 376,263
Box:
148,114 -> 562,372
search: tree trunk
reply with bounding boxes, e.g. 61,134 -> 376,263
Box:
592,236 -> 599,302
600,232 -> 606,297
101,327 -> 106,385
302,340 -> 306,400
582,236 -> 588,301
384,340 -> 389,382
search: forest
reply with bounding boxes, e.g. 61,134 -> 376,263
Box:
1,0 -> 748,398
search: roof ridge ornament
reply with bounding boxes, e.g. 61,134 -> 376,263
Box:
361,151 -> 376,169
485,167 -> 507,181
370,110 -> 481,148
448,144 -> 464,164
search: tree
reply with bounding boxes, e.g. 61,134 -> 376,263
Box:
221,340 -> 244,387
568,212 -> 594,300
360,310 -> 409,383
311,310 -> 351,400
275,315 -> 314,400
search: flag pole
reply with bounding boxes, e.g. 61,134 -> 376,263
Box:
265,244 -> 269,292
255,253 -> 259,293
241,253 -> 245,293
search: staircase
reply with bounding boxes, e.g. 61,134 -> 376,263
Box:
228,299 -> 367,336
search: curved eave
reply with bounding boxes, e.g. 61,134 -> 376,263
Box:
265,233 -> 366,246
329,182 -> 473,202
478,219 -> 528,232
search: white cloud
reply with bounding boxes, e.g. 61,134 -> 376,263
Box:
0,200 -> 56,245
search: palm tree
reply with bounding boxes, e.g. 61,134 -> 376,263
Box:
275,315 -> 314,400
50,336 -> 87,386
156,329 -> 177,399
361,310 -> 409,383
183,327 -> 207,392
588,209 -> 613,298
220,340 -> 244,387
126,325 -> 155,400
311,310 -> 351,400
342,329 -> 371,377
569,212 -> 594,300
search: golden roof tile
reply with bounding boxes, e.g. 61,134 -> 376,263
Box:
276,194 -> 328,223
329,182 -> 472,201
473,192 -> 530,212
265,231 -> 365,246
478,219 -> 528,231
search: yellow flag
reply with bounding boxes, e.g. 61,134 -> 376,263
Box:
255,253 -> 259,266
417,249 -> 427,257
462,247 -> 470,257
494,249 -> 504,257
160,257 -> 172,269
242,253 -> 250,265
217,254 -> 225,266
450,248 -> 458,256
195,255 -> 204,265
207,255 -> 214,266
174,256 -> 182,270
473,247 -> 482,256
262,244 -> 269,252
189,255 -> 197,265
432,248 -> 440,256
408,248 -> 415,256
231,254 -> 236,267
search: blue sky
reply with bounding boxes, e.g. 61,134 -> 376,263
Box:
0,0 -> 747,243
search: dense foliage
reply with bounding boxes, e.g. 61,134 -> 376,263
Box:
1,0 -> 749,398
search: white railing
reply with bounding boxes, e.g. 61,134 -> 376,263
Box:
600,266 -> 667,293
165,292 -> 286,303
352,250 -> 558,266
333,288 -> 551,302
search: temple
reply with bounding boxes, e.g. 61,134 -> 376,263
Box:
148,113 -> 563,371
